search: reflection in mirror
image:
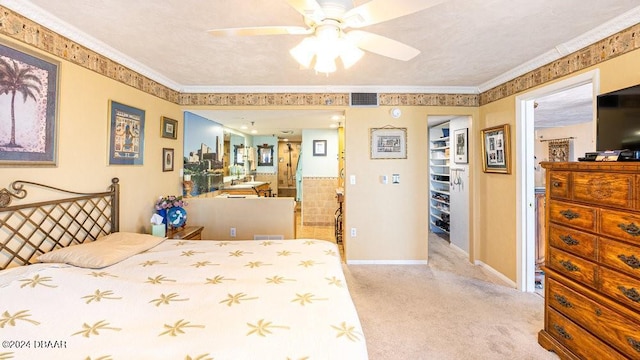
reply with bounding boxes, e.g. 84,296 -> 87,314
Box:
258,144 -> 274,166
234,144 -> 245,165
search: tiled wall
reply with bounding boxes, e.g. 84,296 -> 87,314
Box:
302,177 -> 339,226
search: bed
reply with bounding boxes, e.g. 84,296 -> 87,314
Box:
0,179 -> 368,360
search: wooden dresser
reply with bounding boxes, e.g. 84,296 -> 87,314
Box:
539,162 -> 640,359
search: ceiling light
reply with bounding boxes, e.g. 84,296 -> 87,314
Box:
289,23 -> 364,74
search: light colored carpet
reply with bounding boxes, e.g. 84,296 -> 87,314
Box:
343,234 -> 559,360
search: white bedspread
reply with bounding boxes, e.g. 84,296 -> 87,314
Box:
0,239 -> 368,360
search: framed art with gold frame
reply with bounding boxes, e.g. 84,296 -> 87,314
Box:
161,116 -> 178,139
481,124 -> 511,174
370,127 -> 407,159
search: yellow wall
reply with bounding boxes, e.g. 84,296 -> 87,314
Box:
344,106 -> 478,262
475,47 -> 640,280
0,35 -> 183,233
4,23 -> 640,281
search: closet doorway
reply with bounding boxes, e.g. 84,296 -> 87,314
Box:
428,115 -> 472,257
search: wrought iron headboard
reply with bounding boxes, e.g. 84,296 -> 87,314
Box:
0,178 -> 120,270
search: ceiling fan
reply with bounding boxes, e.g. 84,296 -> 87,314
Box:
208,0 -> 445,73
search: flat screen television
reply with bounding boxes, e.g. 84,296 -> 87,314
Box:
597,83 -> 640,152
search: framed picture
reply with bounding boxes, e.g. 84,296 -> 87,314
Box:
161,116 -> 178,139
313,140 -> 327,156
481,124 -> 511,173
370,127 -> 407,159
109,100 -> 145,165
257,144 -> 274,166
453,128 -> 468,164
0,39 -> 60,167
163,148 -> 174,172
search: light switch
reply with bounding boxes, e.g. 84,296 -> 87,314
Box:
381,175 -> 388,184
392,174 -> 400,184
350,175 -> 356,185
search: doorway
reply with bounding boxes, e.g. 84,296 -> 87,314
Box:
515,69 -> 599,292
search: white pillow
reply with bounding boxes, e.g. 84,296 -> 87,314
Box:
37,232 -> 165,268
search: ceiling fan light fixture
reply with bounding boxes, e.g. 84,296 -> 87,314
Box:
314,52 -> 337,74
290,37 -> 317,68
339,39 -> 364,69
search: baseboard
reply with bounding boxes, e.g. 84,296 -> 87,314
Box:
346,260 -> 428,265
474,260 -> 517,287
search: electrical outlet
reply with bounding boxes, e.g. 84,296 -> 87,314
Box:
230,227 -> 236,237
351,228 -> 357,237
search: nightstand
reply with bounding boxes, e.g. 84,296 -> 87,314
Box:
166,226 -> 204,240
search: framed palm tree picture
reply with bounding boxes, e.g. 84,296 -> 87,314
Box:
0,39 -> 60,166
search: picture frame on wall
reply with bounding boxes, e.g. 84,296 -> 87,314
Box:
161,116 -> 178,139
163,148 -> 174,172
313,140 -> 327,156
481,124 -> 511,173
453,128 -> 469,164
370,127 -> 407,159
0,39 -> 60,167
108,100 -> 145,165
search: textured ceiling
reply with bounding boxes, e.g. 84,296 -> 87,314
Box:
3,0 -> 638,136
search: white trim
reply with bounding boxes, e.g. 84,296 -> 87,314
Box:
180,85 -> 480,94
479,6 -> 640,92
346,260 -> 428,265
515,69 -> 600,292
474,260 -> 517,288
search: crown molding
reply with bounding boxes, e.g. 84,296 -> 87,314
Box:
179,85 -> 480,94
478,5 -> 640,92
0,0 -> 183,91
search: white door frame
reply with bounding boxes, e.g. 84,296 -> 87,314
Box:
515,69 -> 600,292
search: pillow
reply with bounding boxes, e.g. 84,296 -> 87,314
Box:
37,232 -> 165,268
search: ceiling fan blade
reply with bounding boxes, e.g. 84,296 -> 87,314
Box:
346,30 -> 420,61
208,26 -> 312,37
344,0 -> 446,28
286,0 -> 326,24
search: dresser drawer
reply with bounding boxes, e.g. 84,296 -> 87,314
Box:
548,278 -> 640,359
548,224 -> 597,260
600,209 -> 640,245
549,171 -> 571,200
548,248 -> 598,289
600,267 -> 640,312
599,237 -> 640,280
548,200 -> 597,232
572,172 -> 635,210
546,307 -> 627,360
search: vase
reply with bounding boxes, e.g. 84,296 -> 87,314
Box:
167,206 -> 187,229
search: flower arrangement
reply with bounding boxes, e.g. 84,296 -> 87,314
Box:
155,195 -> 187,210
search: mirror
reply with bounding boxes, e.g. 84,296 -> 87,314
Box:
234,144 -> 245,166
258,144 -> 274,166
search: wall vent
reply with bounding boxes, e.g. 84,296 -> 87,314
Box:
254,235 -> 284,240
350,92 -> 378,107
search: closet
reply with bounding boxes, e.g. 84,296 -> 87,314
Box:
429,122 -> 450,236
428,117 -> 471,253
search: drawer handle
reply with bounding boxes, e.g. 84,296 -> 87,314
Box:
618,222 -> 640,237
559,260 -> 579,272
552,323 -> 572,340
560,210 -> 579,220
553,294 -> 573,308
618,286 -> 640,302
627,337 -> 640,353
618,254 -> 640,269
559,235 -> 579,246
552,181 -> 561,188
